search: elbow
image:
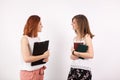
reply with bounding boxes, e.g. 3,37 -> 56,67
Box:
24,59 -> 30,63
24,57 -> 31,63
87,52 -> 94,59
90,56 -> 94,59
89,54 -> 94,59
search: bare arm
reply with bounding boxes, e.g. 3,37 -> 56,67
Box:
74,35 -> 94,59
21,36 -> 49,63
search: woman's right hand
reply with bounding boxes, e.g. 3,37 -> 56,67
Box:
70,47 -> 78,60
70,54 -> 79,60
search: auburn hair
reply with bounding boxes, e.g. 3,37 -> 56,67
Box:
72,14 -> 94,38
23,15 -> 40,37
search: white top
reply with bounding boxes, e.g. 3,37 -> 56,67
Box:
20,35 -> 45,71
71,37 -> 92,71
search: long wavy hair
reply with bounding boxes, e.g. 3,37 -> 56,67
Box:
23,15 -> 40,37
72,14 -> 94,38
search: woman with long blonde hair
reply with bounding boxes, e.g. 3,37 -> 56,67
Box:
67,14 -> 94,80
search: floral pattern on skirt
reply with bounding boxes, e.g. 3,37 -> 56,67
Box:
67,68 -> 92,80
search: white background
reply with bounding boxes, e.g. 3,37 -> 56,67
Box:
0,0 -> 120,80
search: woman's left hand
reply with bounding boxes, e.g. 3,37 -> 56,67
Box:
43,58 -> 49,62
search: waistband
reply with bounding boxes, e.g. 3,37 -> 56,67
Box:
71,65 -> 91,71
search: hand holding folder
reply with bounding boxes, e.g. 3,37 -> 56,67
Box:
74,43 -> 88,59
31,40 -> 49,66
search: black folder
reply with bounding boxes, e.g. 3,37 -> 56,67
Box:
74,43 -> 88,59
31,40 -> 49,66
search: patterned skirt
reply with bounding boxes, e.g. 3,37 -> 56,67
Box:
67,68 -> 92,80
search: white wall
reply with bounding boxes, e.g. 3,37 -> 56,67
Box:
0,0 -> 120,80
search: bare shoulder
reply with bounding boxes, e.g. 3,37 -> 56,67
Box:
85,34 -> 92,44
85,34 -> 91,39
21,35 -> 28,44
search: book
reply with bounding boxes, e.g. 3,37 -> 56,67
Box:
31,40 -> 49,66
74,42 -> 88,59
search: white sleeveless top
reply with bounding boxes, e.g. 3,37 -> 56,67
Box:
20,35 -> 45,71
71,37 -> 92,71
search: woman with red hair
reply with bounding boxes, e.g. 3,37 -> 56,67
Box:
20,15 -> 49,80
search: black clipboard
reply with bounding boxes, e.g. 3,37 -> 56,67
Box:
31,40 -> 49,66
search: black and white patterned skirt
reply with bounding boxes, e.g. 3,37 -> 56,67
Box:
67,68 -> 92,80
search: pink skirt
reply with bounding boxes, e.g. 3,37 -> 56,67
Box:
20,66 -> 46,80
